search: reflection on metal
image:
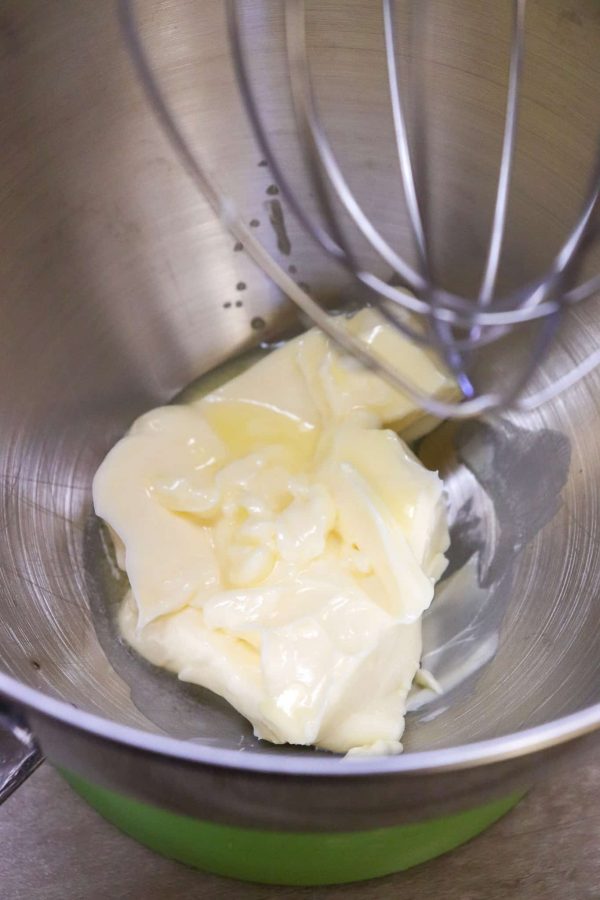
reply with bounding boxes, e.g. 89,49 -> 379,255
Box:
0,703 -> 43,805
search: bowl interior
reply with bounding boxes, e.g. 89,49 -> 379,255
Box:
0,0 -> 599,757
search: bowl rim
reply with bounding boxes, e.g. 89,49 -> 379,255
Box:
1,670 -> 599,776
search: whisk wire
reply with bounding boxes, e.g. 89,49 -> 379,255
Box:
478,0 -> 526,308
382,0 -> 475,394
382,0 -> 429,270
120,0 -> 600,417
119,0 -> 498,415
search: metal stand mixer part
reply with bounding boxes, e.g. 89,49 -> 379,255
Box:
119,0 -> 600,417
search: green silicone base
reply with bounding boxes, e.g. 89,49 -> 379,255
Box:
62,769 -> 523,886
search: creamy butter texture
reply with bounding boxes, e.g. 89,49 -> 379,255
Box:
93,310 -> 453,754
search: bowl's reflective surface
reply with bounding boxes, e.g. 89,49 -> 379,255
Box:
0,0 -> 599,777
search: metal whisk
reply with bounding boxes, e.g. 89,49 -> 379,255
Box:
119,0 -> 600,418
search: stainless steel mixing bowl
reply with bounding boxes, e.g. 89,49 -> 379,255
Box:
0,0 -> 599,886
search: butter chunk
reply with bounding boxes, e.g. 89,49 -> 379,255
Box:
94,310 -> 452,755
